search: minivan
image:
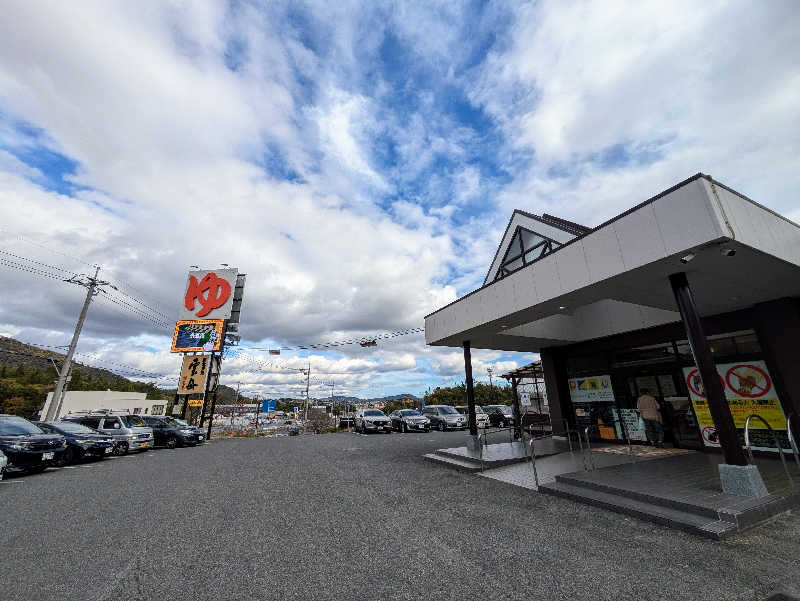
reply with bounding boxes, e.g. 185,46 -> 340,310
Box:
63,412 -> 154,455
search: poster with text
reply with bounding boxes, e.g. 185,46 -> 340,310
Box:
682,360 -> 789,452
568,374 -> 614,403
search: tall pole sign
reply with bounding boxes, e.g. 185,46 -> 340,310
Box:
172,267 -> 245,438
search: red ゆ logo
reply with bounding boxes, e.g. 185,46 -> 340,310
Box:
184,272 -> 232,317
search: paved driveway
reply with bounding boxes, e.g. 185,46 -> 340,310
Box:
1,431 -> 798,600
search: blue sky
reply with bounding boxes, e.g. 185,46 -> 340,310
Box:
0,1 -> 798,398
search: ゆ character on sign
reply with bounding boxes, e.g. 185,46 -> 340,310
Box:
184,272 -> 232,318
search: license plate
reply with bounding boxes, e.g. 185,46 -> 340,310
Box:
42,452 -> 54,460
139,442 -> 148,448
198,436 -> 204,441
105,447 -> 113,454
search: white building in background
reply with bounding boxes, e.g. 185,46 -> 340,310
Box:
40,390 -> 165,420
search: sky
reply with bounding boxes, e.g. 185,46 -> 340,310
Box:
0,1 -> 798,400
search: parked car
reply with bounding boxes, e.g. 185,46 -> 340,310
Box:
143,416 -> 204,448
34,421 -> 114,465
0,414 -> 66,474
422,405 -> 467,431
288,425 -> 300,436
170,417 -> 207,442
0,449 -> 7,480
484,405 -> 516,428
354,408 -> 391,434
62,412 -> 153,455
389,409 -> 430,433
454,405 -> 490,428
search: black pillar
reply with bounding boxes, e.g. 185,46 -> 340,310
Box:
511,376 -> 522,439
669,272 -> 747,466
540,348 -> 572,436
463,341 -> 477,436
753,298 -> 800,446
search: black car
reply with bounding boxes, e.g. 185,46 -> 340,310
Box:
35,421 -> 115,465
484,405 -> 516,428
143,416 -> 204,448
0,414 -> 65,474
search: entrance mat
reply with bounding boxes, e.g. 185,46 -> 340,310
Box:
592,446 -> 696,458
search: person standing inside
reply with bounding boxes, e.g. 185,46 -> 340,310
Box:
636,388 -> 663,447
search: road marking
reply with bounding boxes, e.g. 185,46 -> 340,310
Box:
0,480 -> 24,484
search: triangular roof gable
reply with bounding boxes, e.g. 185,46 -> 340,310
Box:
483,211 -> 587,285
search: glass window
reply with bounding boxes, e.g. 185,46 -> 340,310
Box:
53,422 -> 96,434
122,415 -> 147,427
504,256 -> 524,272
439,406 -> 459,414
520,229 -> 545,251
364,410 -> 384,416
102,418 -> 121,430
399,410 -> 421,416
0,416 -> 43,435
734,333 -> 762,355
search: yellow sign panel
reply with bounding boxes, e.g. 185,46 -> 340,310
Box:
690,397 -> 786,430
187,399 -> 203,407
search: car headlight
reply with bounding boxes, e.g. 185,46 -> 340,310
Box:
74,439 -> 93,445
128,434 -> 138,440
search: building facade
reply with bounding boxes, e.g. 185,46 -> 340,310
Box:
425,174 -> 800,458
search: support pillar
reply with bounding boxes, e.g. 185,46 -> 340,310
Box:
753,298 -> 800,446
669,272 -> 747,466
540,348 -> 572,436
511,376 -> 522,439
463,341 -> 478,437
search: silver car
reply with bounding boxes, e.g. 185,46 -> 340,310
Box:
389,409 -> 430,432
63,413 -> 154,455
422,405 -> 467,431
354,409 -> 392,434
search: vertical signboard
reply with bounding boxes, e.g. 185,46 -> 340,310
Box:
178,355 -> 211,394
682,360 -> 788,452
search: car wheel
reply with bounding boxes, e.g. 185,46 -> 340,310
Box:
438,421 -> 445,432
60,447 -> 76,466
165,436 -> 178,449
402,422 -> 408,433
113,442 -> 128,456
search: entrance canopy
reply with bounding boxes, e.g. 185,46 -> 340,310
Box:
425,174 -> 800,352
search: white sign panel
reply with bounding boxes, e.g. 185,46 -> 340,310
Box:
568,374 -> 615,403
519,392 -> 531,406
179,268 -> 239,321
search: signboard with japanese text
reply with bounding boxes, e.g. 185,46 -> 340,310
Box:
178,355 -> 211,394
171,320 -> 224,353
179,268 -> 239,321
261,400 -> 277,413
568,374 -> 614,403
187,399 -> 203,407
682,360 -> 789,452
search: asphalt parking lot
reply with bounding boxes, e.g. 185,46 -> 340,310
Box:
2,431 -> 799,601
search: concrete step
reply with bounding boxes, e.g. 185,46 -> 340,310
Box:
555,473 -> 722,519
422,452 -> 483,473
539,481 -> 738,539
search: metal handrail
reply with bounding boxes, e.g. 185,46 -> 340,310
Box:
786,413 -> 800,473
583,426 -> 596,471
743,414 -> 793,488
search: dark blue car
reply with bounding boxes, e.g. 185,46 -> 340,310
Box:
0,414 -> 65,474
35,421 -> 115,465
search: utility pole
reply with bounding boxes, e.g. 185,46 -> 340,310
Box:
303,362 -> 311,420
487,367 -> 495,405
253,394 -> 260,432
46,266 -> 108,421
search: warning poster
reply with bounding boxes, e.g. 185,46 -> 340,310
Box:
682,360 -> 789,452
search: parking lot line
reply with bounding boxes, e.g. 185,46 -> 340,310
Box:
1,480 -> 24,484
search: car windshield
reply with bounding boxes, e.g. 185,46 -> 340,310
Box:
439,406 -> 459,415
0,416 -> 44,435
164,418 -> 183,427
400,410 -> 421,416
364,410 -> 384,417
53,422 -> 96,434
475,406 -> 485,413
498,406 -> 513,415
121,415 -> 147,427
171,418 -> 191,427
454,407 -> 467,414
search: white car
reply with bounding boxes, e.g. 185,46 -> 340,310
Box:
455,406 -> 490,428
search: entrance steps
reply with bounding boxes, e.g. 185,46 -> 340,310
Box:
424,438 -> 571,473
539,470 -> 800,539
